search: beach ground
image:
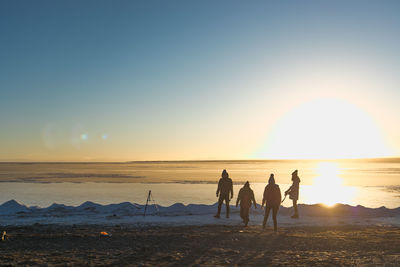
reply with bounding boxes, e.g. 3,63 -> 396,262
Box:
1,224 -> 399,266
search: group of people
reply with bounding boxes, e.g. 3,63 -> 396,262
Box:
214,169 -> 301,231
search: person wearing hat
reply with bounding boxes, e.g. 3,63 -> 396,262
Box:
285,170 -> 301,218
214,169 -> 233,218
236,181 -> 257,226
262,174 -> 282,231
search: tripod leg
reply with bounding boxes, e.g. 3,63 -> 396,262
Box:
144,191 -> 151,216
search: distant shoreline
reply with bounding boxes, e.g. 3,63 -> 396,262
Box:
1,157 -> 400,164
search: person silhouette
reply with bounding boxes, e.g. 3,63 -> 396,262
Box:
285,169 -> 301,218
262,174 -> 281,232
214,169 -> 233,219
236,181 -> 256,226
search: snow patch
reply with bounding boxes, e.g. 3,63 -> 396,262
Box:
0,200 -> 399,227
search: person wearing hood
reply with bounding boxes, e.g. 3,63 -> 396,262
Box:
285,169 -> 301,219
214,169 -> 233,218
262,174 -> 281,232
236,181 -> 257,226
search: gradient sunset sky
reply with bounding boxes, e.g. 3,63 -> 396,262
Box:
1,0 -> 400,161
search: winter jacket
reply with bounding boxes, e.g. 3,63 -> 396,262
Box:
263,184 -> 281,207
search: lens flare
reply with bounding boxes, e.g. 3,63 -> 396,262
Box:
80,133 -> 88,141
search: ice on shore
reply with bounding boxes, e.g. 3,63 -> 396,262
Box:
1,200 -> 399,227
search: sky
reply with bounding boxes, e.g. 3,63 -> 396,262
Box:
1,0 -> 400,161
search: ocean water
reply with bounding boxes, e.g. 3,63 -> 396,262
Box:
0,159 -> 399,208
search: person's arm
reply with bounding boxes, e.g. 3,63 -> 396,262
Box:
285,185 -> 293,195
236,189 -> 241,207
252,191 -> 257,209
278,187 -> 282,205
230,180 -> 233,200
262,187 -> 267,207
216,179 -> 221,197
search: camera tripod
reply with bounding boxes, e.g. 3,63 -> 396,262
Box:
143,190 -> 159,216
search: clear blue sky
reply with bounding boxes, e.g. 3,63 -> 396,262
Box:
1,0 -> 400,161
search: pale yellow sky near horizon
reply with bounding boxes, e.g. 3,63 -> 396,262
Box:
3,93 -> 399,162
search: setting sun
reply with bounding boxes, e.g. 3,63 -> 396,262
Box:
259,98 -> 391,160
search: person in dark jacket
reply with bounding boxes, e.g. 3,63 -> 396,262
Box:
214,169 -> 233,218
262,174 -> 281,232
236,181 -> 256,226
285,169 -> 300,218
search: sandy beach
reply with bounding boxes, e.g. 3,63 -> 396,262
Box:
1,224 -> 399,266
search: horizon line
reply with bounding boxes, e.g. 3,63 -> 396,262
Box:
1,156 -> 400,164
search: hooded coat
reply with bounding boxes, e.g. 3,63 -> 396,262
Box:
288,172 -> 300,200
237,184 -> 256,209
216,170 -> 233,197
263,177 -> 281,207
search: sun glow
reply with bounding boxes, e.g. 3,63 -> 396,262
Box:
304,162 -> 357,206
258,98 -> 391,159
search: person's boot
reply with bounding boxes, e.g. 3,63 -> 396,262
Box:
291,214 -> 299,219
214,214 -> 220,218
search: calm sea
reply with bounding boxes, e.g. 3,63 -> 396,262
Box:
0,159 -> 399,208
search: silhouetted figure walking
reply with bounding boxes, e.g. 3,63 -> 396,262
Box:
214,169 -> 233,218
262,174 -> 281,232
236,181 -> 256,226
285,169 -> 300,218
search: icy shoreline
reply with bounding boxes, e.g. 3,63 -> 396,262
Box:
1,200 -> 399,227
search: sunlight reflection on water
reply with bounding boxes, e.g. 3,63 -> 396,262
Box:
303,162 -> 358,206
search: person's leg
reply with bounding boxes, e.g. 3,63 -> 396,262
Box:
225,195 -> 230,218
240,206 -> 245,222
215,195 -> 223,218
263,206 -> 271,228
244,207 -> 249,226
272,206 -> 278,232
291,199 -> 299,218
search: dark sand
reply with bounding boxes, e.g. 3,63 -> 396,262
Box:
1,224 -> 400,266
